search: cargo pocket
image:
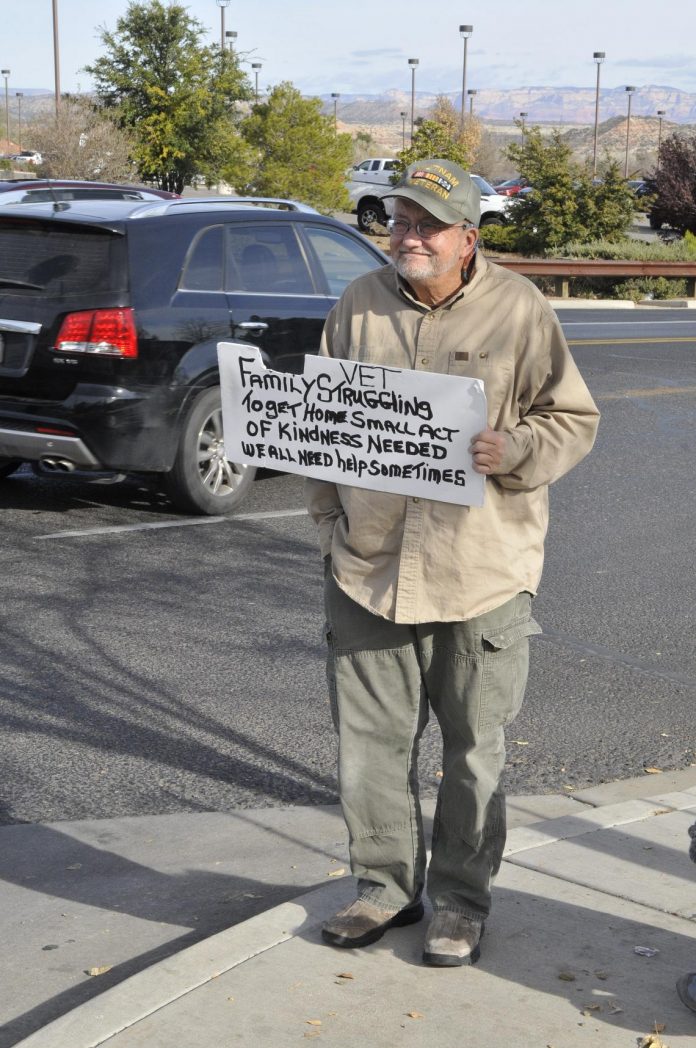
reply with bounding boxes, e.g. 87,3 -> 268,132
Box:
478,617 -> 542,733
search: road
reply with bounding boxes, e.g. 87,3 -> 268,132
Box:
0,307 -> 694,825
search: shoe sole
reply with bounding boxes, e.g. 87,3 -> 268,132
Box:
422,942 -> 481,967
322,901 -> 425,949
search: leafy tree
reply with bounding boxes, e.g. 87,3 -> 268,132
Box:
239,82 -> 353,213
85,0 -> 252,193
394,96 -> 479,177
26,97 -> 136,182
650,132 -> 696,234
506,125 -> 634,254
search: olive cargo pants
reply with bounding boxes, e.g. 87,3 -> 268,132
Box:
324,571 -> 541,919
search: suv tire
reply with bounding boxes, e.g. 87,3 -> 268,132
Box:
164,386 -> 255,515
357,199 -> 387,234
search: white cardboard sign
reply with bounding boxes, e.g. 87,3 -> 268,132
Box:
217,343 -> 487,507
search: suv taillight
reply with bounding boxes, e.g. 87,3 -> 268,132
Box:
54,309 -> 138,358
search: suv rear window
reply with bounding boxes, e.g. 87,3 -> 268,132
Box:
0,221 -> 126,295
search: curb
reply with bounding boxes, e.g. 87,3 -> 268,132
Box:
14,773 -> 696,1048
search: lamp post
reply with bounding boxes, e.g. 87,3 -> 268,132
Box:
331,92 -> 340,132
519,110 -> 528,132
400,110 -> 407,149
656,109 -> 666,172
215,0 -> 230,50
624,85 -> 636,178
592,51 -> 605,178
408,58 -> 418,144
1,70 -> 9,151
225,30 -> 237,52
251,63 -> 262,104
467,88 -> 477,117
459,24 -> 473,126
52,0 -> 61,113
15,92 -> 23,150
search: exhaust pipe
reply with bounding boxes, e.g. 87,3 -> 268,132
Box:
40,457 -> 77,473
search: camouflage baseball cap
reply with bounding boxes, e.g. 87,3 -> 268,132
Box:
383,159 -> 481,226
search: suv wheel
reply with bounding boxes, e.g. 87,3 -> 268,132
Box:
164,386 -> 255,515
0,457 -> 22,479
357,199 -> 387,233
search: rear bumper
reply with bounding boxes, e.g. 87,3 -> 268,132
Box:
0,383 -> 183,472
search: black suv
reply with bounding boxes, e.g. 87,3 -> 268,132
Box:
0,197 -> 387,513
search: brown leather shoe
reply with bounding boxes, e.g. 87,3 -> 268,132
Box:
322,898 -> 424,948
422,911 -> 484,967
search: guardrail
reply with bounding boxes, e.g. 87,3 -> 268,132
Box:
492,258 -> 696,298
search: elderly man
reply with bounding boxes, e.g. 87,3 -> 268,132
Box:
305,159 -> 599,966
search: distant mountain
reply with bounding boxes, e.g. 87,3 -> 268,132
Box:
325,85 -> 696,126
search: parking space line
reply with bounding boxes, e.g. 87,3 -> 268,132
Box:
35,507 -> 308,540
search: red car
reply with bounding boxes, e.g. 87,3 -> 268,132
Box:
0,179 -> 178,205
493,177 -> 530,197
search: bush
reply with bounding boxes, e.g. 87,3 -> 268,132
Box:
562,234 -> 696,260
478,223 -> 521,253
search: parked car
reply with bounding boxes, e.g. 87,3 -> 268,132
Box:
0,197 -> 388,513
349,164 -> 510,233
8,151 -> 43,166
0,179 -> 178,205
493,176 -> 529,196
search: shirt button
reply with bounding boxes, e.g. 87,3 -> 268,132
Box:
421,357 -> 429,365
479,351 -> 488,359
412,497 -> 420,504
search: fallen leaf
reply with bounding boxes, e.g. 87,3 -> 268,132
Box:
558,971 -> 576,981
336,972 -> 354,980
562,784 -> 576,791
594,970 -> 609,980
512,739 -> 530,746
242,892 -> 262,899
654,1024 -> 666,1033
634,946 -> 660,957
582,1004 -> 601,1013
306,1020 -> 322,1026
66,864 -> 82,870
406,1011 -> 425,1019
435,771 -> 443,778
327,868 -> 346,878
609,1004 -> 624,1014
660,733 -> 670,738
88,966 -> 112,977
644,767 -> 662,774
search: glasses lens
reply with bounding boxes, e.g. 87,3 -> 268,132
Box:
387,219 -> 409,235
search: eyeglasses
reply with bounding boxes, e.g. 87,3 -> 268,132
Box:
387,218 -> 472,239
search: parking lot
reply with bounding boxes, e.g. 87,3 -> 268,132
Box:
1,307 -> 695,826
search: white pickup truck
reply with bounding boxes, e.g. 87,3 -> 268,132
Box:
346,158 -> 510,233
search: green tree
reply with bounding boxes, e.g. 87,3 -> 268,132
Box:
506,125 -> 634,254
394,96 -> 478,178
85,0 -> 252,193
239,82 -> 353,213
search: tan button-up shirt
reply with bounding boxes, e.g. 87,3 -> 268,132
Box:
305,253 -> 600,624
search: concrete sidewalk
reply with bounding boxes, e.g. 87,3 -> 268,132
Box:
6,770 -> 696,1048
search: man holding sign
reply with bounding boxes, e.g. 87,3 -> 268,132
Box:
306,159 -> 599,966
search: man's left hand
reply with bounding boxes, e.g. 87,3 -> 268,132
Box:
471,428 -> 509,474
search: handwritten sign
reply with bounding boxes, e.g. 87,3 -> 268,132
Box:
217,344 -> 487,507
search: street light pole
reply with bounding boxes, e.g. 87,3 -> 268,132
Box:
519,110 -> 528,132
592,51 -> 605,179
225,30 -> 237,53
408,58 -> 418,145
624,85 -> 636,178
15,92 -> 23,150
467,88 -> 477,117
656,109 -> 666,172
52,0 -> 61,113
1,70 -> 9,151
459,24 -> 473,126
400,110 -> 407,150
331,93 -> 340,132
251,63 -> 262,104
215,0 -> 230,50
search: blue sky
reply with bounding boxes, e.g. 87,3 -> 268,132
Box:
4,0 -> 696,97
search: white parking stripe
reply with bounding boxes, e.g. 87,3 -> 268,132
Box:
36,507 -> 309,540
